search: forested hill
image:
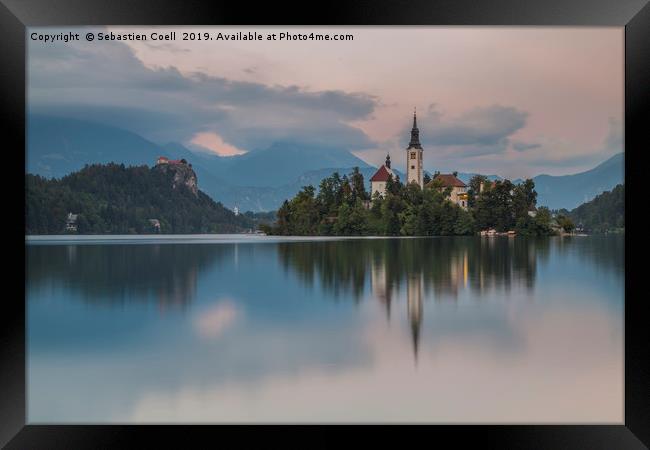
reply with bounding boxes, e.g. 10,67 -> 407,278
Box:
568,184 -> 624,233
26,162 -> 253,234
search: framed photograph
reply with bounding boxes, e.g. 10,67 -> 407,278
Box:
3,0 -> 648,447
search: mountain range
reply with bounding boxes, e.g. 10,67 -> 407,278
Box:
513,153 -> 624,210
27,115 -> 624,212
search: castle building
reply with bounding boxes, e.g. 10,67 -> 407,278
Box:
406,109 -> 423,188
369,154 -> 395,198
156,156 -> 185,166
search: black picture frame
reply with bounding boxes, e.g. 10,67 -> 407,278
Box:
2,0 -> 648,447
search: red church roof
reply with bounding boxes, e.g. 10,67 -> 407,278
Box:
370,165 -> 392,182
433,174 -> 467,188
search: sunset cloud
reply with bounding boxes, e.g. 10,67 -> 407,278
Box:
190,132 -> 247,156
28,28 -> 378,152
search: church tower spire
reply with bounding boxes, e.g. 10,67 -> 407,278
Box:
406,108 -> 424,187
409,108 -> 422,149
385,153 -> 391,169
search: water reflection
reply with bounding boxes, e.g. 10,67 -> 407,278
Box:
278,237 -> 550,301
26,236 -> 624,423
27,237 -> 623,360
27,244 -> 227,309
278,237 -> 559,358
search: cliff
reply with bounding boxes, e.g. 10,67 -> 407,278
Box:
152,161 -> 198,196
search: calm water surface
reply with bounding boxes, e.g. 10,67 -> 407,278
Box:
26,235 -> 623,423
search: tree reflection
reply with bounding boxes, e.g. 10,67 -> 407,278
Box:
552,234 -> 624,276
278,237 -> 548,301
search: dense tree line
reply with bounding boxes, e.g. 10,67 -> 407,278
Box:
26,163 -> 253,234
262,167 -> 559,236
566,184 -> 624,233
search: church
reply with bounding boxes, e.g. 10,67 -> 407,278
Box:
370,110 -> 468,210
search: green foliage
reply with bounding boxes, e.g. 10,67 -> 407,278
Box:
467,174 -> 488,209
26,163 -> 253,234
472,178 -> 550,235
349,166 -> 369,203
272,185 -> 320,235
556,214 -> 576,233
263,168 -> 560,237
515,211 -> 552,236
334,200 -> 370,236
569,184 -> 624,233
512,179 -> 537,218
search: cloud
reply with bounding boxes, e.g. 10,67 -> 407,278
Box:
190,132 -> 247,156
353,104 -> 529,171
506,117 -> 622,170
27,27 -> 621,178
398,105 -> 530,162
28,28 -> 378,153
356,108 -> 622,179
512,141 -> 541,152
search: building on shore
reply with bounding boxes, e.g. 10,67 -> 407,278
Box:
65,213 -> 78,232
428,173 -> 469,209
148,219 -> 161,233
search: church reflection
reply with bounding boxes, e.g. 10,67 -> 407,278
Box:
371,260 -> 424,361
370,257 -> 393,319
406,272 -> 423,361
279,237 -> 550,359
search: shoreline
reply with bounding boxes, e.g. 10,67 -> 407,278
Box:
25,234 -> 431,245
24,233 -> 607,246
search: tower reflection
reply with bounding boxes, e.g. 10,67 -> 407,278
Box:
406,271 -> 423,362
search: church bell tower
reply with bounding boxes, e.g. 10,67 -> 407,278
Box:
406,109 -> 423,187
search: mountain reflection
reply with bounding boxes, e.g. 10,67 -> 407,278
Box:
27,244 -> 227,309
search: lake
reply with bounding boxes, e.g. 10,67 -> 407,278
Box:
26,235 -> 624,423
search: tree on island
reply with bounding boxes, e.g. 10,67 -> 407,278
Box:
264,166 -> 550,237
